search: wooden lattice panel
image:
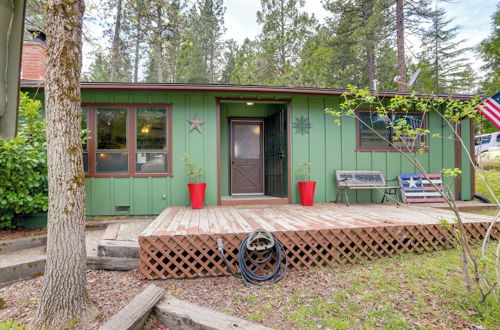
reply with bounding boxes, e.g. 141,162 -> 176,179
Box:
139,222 -> 499,279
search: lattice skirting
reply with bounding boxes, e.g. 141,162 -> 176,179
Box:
138,222 -> 499,279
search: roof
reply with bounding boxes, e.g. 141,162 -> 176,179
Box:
20,80 -> 478,101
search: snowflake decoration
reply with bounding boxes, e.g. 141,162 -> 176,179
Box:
293,115 -> 312,135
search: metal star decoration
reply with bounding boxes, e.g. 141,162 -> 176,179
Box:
293,115 -> 312,135
187,114 -> 205,133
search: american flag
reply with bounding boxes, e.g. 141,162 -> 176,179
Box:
476,92 -> 500,129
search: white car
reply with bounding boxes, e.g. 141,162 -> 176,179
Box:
478,147 -> 500,169
475,131 -> 500,154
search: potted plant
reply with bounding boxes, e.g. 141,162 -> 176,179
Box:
182,154 -> 206,209
297,161 -> 316,206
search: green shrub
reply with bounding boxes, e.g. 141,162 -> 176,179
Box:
0,93 -> 47,228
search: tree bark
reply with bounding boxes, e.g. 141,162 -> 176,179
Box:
133,32 -> 140,83
155,4 -> 164,83
361,0 -> 376,89
109,0 -> 123,82
32,0 -> 88,329
396,0 -> 407,91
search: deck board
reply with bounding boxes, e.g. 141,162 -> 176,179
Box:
145,203 -> 496,236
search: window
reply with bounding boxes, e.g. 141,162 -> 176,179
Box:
135,107 -> 168,174
83,104 -> 171,176
475,135 -> 491,145
96,107 -> 129,173
82,107 -> 88,173
358,111 -> 426,151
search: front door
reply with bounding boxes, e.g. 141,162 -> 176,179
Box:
230,119 -> 264,195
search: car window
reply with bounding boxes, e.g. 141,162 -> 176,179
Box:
481,135 -> 491,144
496,134 -> 500,143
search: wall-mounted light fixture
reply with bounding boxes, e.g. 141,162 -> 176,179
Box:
246,102 -> 254,106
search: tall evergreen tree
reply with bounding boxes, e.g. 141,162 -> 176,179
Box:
177,0 -> 226,83
220,39 -> 238,84
478,3 -> 500,95
324,0 -> 393,89
229,38 -> 267,85
416,6 -> 475,93
256,0 -> 316,85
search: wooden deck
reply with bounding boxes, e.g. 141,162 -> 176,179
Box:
138,203 -> 499,279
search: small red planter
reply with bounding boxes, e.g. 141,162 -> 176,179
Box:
298,181 -> 316,206
188,182 -> 206,209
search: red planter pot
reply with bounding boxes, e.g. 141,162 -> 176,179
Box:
298,181 -> 316,206
188,182 -> 207,209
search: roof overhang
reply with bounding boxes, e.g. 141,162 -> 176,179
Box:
20,80 -> 478,101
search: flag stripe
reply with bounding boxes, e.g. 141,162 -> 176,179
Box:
476,92 -> 500,129
406,198 -> 446,203
478,105 -> 500,129
485,100 -> 500,118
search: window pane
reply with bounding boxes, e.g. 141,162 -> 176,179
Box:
391,113 -> 424,148
82,107 -> 88,150
136,152 -> 168,173
358,112 -> 391,148
136,107 -> 167,150
234,123 -> 261,159
83,152 -> 89,174
82,107 -> 88,173
96,152 -> 128,173
97,108 -> 128,150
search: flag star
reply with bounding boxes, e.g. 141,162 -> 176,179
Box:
408,176 -> 417,188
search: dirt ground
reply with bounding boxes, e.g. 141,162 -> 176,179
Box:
0,227 -> 47,241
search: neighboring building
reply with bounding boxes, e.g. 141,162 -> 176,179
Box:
20,41 -> 475,217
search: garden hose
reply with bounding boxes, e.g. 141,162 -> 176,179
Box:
217,229 -> 288,286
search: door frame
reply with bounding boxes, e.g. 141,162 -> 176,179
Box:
229,118 -> 265,196
216,98 -> 292,205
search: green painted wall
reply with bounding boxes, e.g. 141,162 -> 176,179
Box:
24,88 -> 474,216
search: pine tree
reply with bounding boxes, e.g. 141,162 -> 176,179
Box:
417,6 -> 475,93
176,0 -> 226,83
220,39 -> 238,84
478,4 -> 500,95
230,38 -> 267,85
256,0 -> 316,86
323,0 -> 393,89
82,49 -> 111,81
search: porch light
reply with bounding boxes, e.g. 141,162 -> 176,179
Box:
141,125 -> 150,134
246,102 -> 254,106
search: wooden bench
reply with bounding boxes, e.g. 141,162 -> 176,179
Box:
335,170 -> 401,206
398,173 -> 446,203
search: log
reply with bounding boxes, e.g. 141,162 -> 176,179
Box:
97,240 -> 139,258
99,284 -> 165,330
154,295 -> 271,330
86,256 -> 138,271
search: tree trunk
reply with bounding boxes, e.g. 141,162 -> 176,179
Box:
156,4 -> 164,83
361,0 -> 376,89
133,32 -> 140,83
109,0 -> 123,82
32,0 -> 88,329
396,0 -> 407,91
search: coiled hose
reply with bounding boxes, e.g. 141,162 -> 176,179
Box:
217,230 -> 288,286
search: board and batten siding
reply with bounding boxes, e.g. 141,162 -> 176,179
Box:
25,89 -> 473,216
289,95 -> 473,204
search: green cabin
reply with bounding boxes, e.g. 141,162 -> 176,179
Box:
21,81 -> 475,217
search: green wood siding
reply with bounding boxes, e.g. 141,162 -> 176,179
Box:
24,88 -> 474,216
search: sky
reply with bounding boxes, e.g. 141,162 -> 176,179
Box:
83,0 -> 497,76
